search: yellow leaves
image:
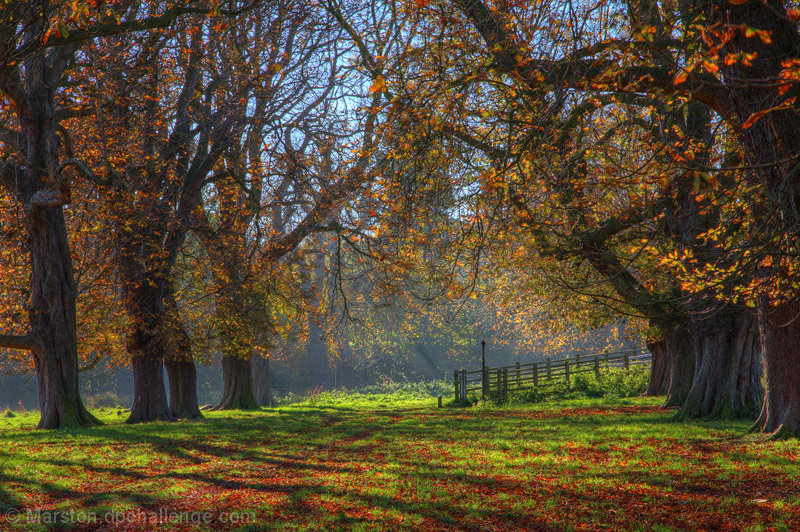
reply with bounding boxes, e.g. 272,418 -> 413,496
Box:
369,75 -> 387,94
634,25 -> 657,43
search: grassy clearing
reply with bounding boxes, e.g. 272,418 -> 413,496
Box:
0,393 -> 798,531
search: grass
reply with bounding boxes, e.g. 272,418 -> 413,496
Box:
0,392 -> 799,531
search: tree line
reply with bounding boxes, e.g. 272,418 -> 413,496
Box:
1,0 -> 799,438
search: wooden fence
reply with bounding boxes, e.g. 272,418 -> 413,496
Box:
454,349 -> 651,402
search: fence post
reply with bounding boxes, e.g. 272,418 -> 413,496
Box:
604,352 -> 610,367
533,363 -> 539,388
460,369 -> 467,401
546,357 -> 552,380
594,356 -> 600,379
515,362 -> 521,388
575,353 -> 581,369
481,340 -> 488,398
502,368 -> 509,402
454,370 -> 460,401
624,350 -> 630,370
565,357 -> 570,389
496,369 -> 501,398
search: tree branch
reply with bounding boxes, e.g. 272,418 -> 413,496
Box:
57,158 -> 110,186
15,3 -> 261,59
454,0 -> 735,118
0,333 -> 33,351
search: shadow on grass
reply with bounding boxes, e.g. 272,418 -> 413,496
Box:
0,401 -> 779,530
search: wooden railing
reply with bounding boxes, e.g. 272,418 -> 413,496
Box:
454,349 -> 651,402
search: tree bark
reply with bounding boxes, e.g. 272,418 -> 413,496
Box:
122,267 -> 175,423
699,0 -> 800,436
252,355 -> 273,407
125,323 -> 173,424
123,282 -> 202,422
661,327 -> 695,408
163,286 -> 202,420
28,210 -> 100,429
0,38 -> 99,429
645,339 -> 671,396
165,355 -> 202,419
675,310 -> 763,420
215,354 -> 259,410
752,300 -> 800,438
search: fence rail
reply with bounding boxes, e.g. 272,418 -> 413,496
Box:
454,349 -> 651,402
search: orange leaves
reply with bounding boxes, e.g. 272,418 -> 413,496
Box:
369,75 -> 387,94
742,97 -> 797,129
779,58 -> 800,95
743,26 -> 772,44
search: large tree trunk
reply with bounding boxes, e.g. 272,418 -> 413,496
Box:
126,324 -> 173,424
675,310 -> 762,420
702,0 -> 800,436
163,287 -> 202,420
662,327 -> 695,408
124,295 -> 201,422
252,355 -> 272,406
165,355 -> 202,419
123,277 -> 173,423
645,339 -> 671,396
752,300 -> 800,438
28,209 -> 101,429
215,354 -> 259,410
0,37 -> 98,429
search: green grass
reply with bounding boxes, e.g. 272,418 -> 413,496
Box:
1,393 -> 799,530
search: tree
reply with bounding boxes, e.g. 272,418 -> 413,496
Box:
366,0 -> 764,420
71,7 -> 259,422
0,3 -> 102,428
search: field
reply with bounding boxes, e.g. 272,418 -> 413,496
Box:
1,392 -> 799,531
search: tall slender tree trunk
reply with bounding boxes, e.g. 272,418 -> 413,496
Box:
645,339 -> 671,396
305,311 -> 332,391
752,300 -> 800,438
675,310 -> 762,420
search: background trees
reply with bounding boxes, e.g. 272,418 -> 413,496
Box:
2,0 -> 799,438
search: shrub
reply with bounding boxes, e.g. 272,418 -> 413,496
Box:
509,365 -> 650,404
84,391 -> 127,409
276,379 -> 452,406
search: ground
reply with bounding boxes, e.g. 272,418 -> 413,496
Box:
0,395 -> 799,531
